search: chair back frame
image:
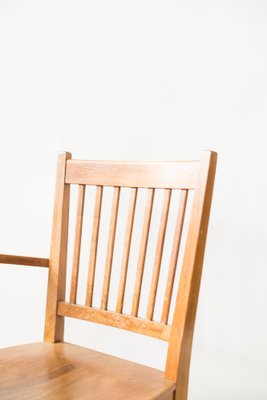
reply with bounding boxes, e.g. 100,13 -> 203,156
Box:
44,151 -> 217,400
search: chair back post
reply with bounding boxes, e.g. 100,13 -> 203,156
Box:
165,151 -> 217,400
44,152 -> 71,342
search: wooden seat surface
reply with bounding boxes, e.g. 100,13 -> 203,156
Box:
0,342 -> 175,400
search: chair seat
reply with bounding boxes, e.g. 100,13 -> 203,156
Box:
0,342 -> 175,400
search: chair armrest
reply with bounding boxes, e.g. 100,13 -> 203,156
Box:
0,254 -> 49,268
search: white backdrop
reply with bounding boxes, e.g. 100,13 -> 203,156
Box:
0,1 -> 267,399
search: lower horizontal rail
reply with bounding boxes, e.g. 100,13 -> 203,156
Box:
57,302 -> 171,341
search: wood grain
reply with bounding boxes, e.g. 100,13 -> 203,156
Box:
85,186 -> 103,307
66,160 -> 199,189
146,189 -> 171,321
0,342 -> 175,400
101,187 -> 120,310
165,151 -> 217,400
70,185 -> 85,304
0,151 -> 217,400
116,188 -> 137,313
44,152 -> 71,343
131,188 -> 155,317
161,190 -> 188,325
58,302 -> 171,341
0,254 -> 49,267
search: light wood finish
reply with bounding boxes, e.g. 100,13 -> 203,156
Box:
116,187 -> 137,313
44,152 -> 71,343
58,302 -> 171,341
0,342 -> 175,400
0,151 -> 217,400
66,160 -> 199,189
131,188 -> 155,317
0,254 -> 49,267
165,151 -> 217,400
101,186 -> 120,310
70,184 -> 85,304
85,186 -> 103,306
161,190 -> 188,324
147,189 -> 171,321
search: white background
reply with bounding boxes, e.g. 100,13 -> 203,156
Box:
0,1 -> 267,399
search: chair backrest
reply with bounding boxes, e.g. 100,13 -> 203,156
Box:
44,151 -> 217,398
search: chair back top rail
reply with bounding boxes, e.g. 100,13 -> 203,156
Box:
65,160 -> 199,189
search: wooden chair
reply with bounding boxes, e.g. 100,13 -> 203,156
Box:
0,151 -> 217,400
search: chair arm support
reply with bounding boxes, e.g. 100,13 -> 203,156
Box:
0,254 -> 49,268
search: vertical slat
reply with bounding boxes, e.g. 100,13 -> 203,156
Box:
101,187 -> 121,310
116,188 -> 138,313
44,152 -> 71,342
70,185 -> 85,304
85,186 -> 103,306
131,188 -> 155,317
146,189 -> 171,321
161,190 -> 188,324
